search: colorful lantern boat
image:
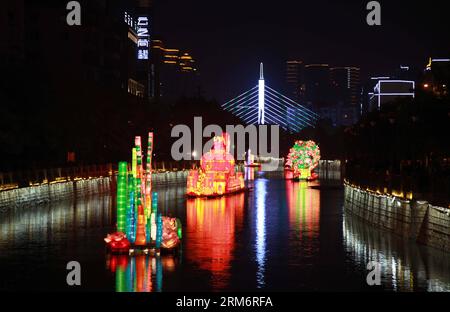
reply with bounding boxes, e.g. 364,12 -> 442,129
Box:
285,140 -> 320,181
105,132 -> 182,254
187,133 -> 245,197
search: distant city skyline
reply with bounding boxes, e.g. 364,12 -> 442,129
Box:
152,0 -> 449,102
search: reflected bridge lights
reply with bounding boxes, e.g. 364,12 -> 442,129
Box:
255,178 -> 267,288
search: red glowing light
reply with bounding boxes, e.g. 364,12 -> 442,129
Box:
104,232 -> 131,253
186,193 -> 245,290
187,133 -> 245,197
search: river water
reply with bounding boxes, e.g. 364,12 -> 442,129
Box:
1,171 -> 449,292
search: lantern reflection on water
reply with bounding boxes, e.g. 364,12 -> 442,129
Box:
185,193 -> 245,290
105,132 -> 182,253
107,254 -> 178,292
285,180 -> 321,240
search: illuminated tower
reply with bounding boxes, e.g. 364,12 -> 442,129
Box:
258,62 -> 265,124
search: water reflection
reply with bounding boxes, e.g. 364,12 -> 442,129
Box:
255,179 -> 267,288
106,254 -> 179,292
0,194 -> 113,249
2,174 -> 450,292
185,193 -> 245,290
286,181 -> 321,241
343,213 -> 450,291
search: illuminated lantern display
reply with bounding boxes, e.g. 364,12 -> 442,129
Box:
187,133 -> 245,197
105,132 -> 182,253
161,217 -> 182,249
127,180 -> 136,243
285,140 -> 320,181
145,133 -> 153,245
117,162 -> 128,232
155,212 -> 162,249
104,232 -> 131,253
150,192 -> 158,241
134,136 -> 146,246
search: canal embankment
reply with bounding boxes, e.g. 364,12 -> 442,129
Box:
0,163 -> 193,210
344,182 -> 450,252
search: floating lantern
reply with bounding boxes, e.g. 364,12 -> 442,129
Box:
187,133 -> 245,197
285,140 -> 321,181
105,133 -> 182,253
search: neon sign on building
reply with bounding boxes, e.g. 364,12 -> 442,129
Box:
137,16 -> 150,60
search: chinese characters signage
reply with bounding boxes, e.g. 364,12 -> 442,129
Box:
137,16 -> 149,60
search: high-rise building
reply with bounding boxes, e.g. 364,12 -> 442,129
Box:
150,39 -> 198,99
369,79 -> 415,111
361,62 -> 421,115
326,67 -> 361,126
330,67 -> 360,106
361,76 -> 391,114
285,60 -> 304,101
303,64 -> 331,109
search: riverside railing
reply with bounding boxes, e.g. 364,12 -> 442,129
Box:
0,160 -> 245,192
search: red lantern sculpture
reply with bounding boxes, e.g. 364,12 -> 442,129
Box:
187,133 -> 245,197
104,232 -> 131,253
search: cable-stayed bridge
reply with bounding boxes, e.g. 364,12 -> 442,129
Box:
221,63 -> 319,133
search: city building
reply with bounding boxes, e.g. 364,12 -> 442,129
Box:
303,64 -> 331,109
285,60 -> 304,102
423,57 -> 450,97
5,0 -> 154,101
330,67 -> 360,106
151,39 -> 199,99
328,67 -> 361,126
369,79 -> 415,111
292,63 -> 363,127
361,63 -> 420,115
361,76 -> 390,114
124,11 -> 145,97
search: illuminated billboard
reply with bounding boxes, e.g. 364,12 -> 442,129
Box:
137,16 -> 149,60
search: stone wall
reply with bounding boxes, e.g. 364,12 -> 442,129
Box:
0,177 -> 113,211
344,183 -> 450,252
0,170 -> 190,211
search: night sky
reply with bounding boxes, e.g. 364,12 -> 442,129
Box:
152,0 -> 450,102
